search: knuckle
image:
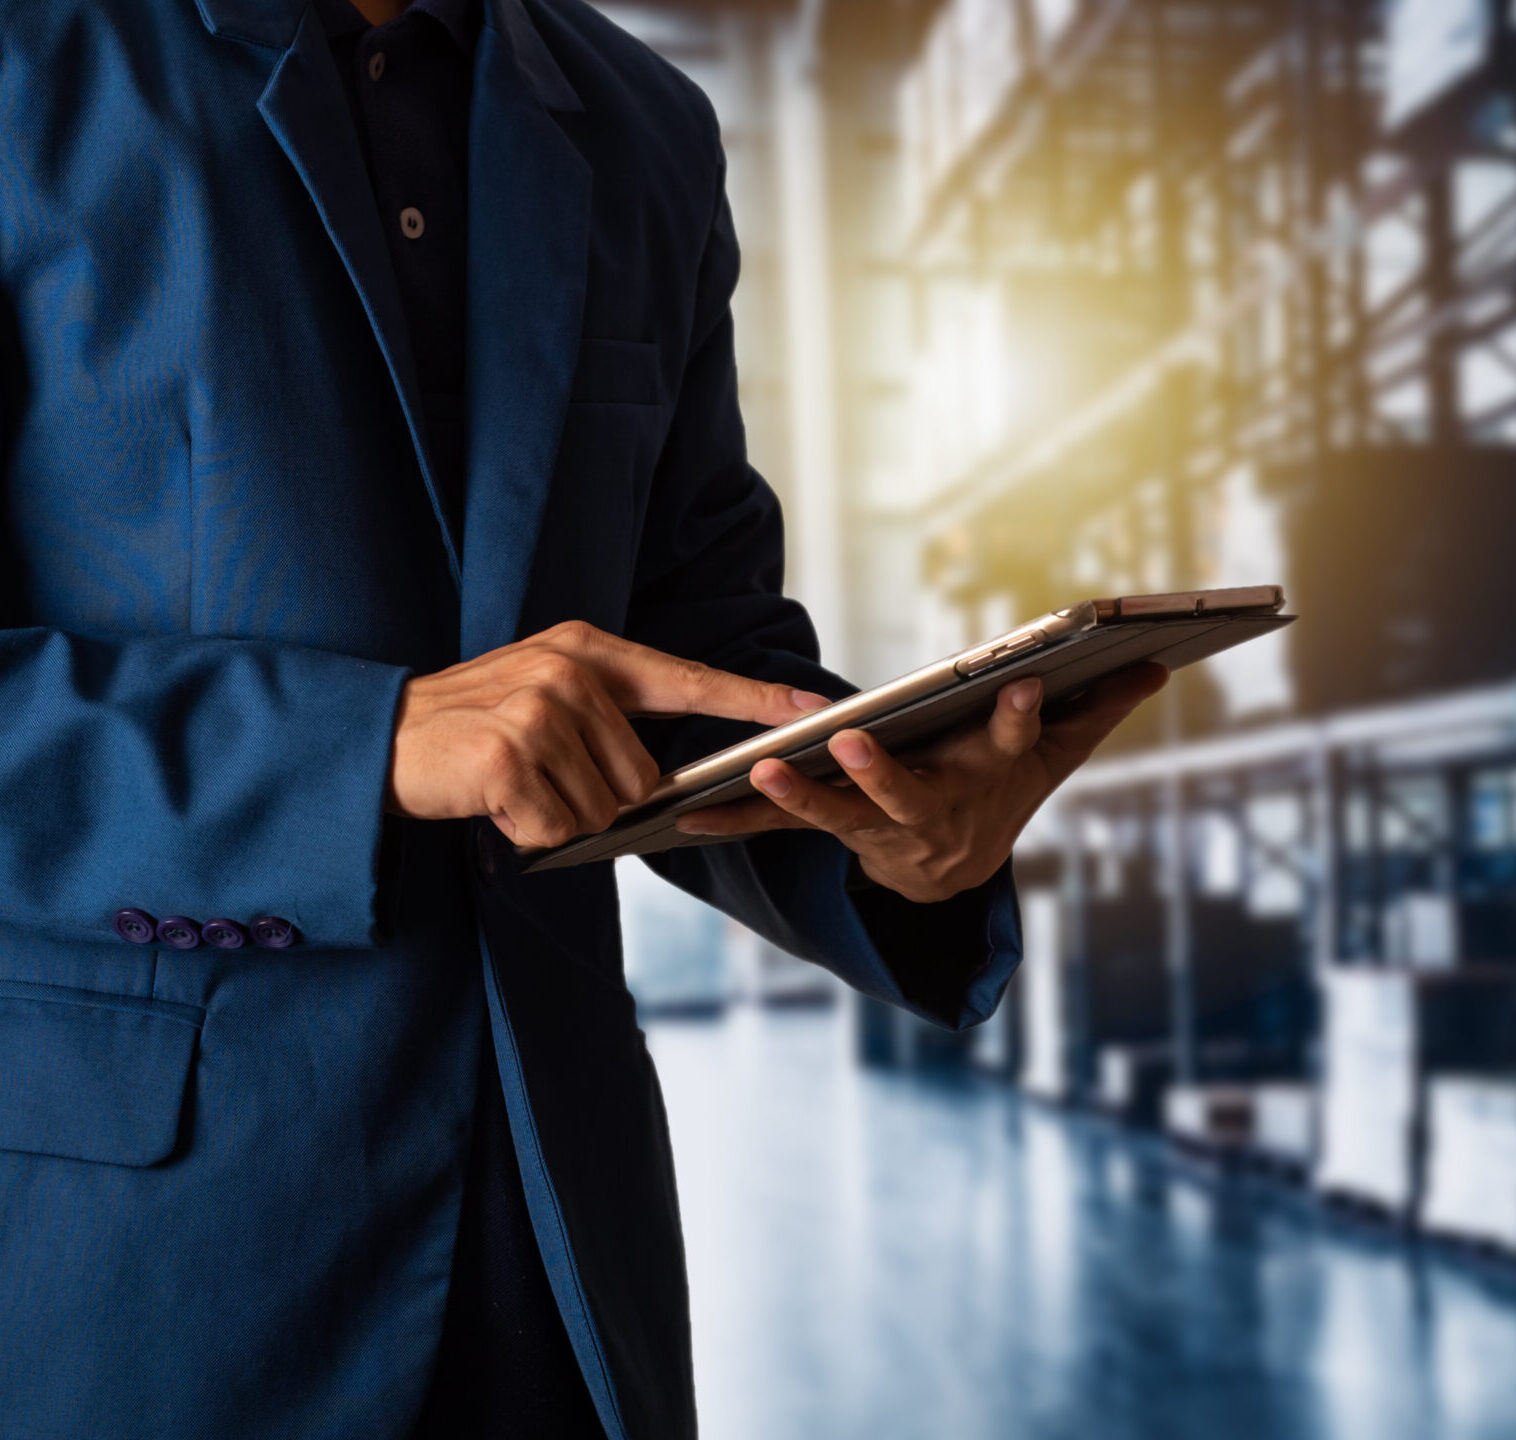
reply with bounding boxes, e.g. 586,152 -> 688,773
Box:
470,726 -> 514,775
535,652 -> 584,691
629,755 -> 661,803
920,844 -> 960,884
487,736 -> 526,788
588,796 -> 620,832
509,685 -> 560,731
796,791 -> 830,820
920,863 -> 954,894
1008,714 -> 1042,749
549,618 -> 598,649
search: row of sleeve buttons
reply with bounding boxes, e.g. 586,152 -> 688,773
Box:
112,909 -> 296,950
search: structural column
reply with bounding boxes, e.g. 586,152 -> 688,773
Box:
773,0 -> 850,670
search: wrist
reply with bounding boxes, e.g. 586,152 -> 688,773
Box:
385,677 -> 425,817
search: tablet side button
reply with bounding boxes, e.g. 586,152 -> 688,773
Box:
954,631 -> 1042,678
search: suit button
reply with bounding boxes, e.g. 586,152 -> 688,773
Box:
250,916 -> 296,949
201,918 -> 247,950
113,908 -> 157,944
155,916 -> 201,949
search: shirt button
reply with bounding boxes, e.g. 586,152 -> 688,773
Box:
368,51 -> 385,82
399,206 -> 425,240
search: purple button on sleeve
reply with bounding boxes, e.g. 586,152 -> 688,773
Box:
250,916 -> 296,949
155,916 -> 202,950
113,908 -> 157,945
201,918 -> 247,950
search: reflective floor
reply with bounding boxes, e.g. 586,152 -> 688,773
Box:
644,1006 -> 1516,1440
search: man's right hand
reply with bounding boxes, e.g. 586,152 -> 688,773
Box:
385,620 -> 830,847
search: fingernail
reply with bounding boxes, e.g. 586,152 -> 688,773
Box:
753,765 -> 792,799
1010,678 -> 1043,713
675,817 -> 717,836
833,733 -> 871,770
792,689 -> 831,712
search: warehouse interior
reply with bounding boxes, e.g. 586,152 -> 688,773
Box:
600,2 -> 1516,1437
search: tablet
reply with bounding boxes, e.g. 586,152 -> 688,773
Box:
518,586 -> 1295,872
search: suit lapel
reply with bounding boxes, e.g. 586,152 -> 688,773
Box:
196,0 -> 592,639
459,0 -> 593,660
250,4 -> 465,588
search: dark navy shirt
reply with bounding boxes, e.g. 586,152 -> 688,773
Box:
318,0 -> 476,540
313,3 -> 605,1435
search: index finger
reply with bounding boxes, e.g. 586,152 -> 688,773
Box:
555,626 -> 831,728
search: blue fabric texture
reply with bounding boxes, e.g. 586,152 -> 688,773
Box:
0,2 -> 1024,1437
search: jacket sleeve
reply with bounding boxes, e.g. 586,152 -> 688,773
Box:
622,150 -> 1021,1032
0,625 -> 411,949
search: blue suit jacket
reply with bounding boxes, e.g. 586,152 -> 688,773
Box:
0,2 -> 1023,1435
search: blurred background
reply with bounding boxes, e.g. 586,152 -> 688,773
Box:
596,1 -> 1516,1436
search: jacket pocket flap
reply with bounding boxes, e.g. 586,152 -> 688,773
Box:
0,981 -> 203,1167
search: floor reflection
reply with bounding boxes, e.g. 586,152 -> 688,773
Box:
644,1005 -> 1516,1440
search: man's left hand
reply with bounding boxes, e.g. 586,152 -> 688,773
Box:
673,662 -> 1169,904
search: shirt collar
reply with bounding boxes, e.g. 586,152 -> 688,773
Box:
313,0 -> 478,52
409,0 -> 477,49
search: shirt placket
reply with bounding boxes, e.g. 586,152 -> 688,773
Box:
350,14 -> 469,533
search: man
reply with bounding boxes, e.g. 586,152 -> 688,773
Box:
0,0 -> 1164,1435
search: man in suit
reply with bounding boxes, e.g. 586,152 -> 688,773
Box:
0,0 -> 1164,1435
